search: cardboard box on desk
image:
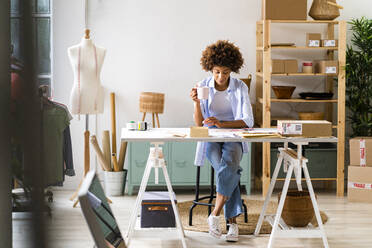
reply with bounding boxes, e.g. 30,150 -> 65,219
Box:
348,166 -> 372,203
263,0 -> 307,20
350,137 -> 372,166
277,120 -> 332,137
190,126 -> 209,137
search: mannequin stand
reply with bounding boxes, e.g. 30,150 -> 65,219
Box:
70,115 -> 112,207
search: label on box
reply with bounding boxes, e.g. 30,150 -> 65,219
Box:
281,123 -> 302,135
325,66 -> 337,74
360,139 -> 366,167
324,40 -> 336,47
308,40 -> 320,47
348,182 -> 372,190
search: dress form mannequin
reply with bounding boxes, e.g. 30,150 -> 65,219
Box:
68,29 -> 106,115
68,30 -> 109,207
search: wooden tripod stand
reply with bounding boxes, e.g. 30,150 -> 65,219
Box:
70,116 -> 112,207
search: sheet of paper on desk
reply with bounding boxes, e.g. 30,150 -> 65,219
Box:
209,132 -> 236,138
246,128 -> 278,134
208,129 -> 242,138
237,133 -> 281,138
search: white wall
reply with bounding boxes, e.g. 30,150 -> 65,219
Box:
53,0 -> 372,189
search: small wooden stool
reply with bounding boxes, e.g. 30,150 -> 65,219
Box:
139,92 -> 165,128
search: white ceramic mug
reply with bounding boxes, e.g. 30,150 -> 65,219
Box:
197,86 -> 209,100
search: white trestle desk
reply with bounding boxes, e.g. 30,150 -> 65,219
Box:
121,128 -> 337,248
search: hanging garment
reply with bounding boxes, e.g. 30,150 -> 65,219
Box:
63,126 -> 75,177
43,104 -> 71,186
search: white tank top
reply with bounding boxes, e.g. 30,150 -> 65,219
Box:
209,89 -> 234,121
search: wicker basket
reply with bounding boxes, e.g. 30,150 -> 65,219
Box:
309,0 -> 341,20
139,92 -> 165,114
298,112 -> 324,120
278,190 -> 315,227
272,86 -> 296,99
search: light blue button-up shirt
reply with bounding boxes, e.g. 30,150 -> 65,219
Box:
194,76 -> 254,166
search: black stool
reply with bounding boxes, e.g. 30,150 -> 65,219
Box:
188,166 -> 248,226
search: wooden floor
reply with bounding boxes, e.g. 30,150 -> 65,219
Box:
12,190 -> 372,248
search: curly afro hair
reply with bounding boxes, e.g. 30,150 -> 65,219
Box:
200,40 -> 244,73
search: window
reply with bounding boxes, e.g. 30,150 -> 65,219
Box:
11,0 -> 52,94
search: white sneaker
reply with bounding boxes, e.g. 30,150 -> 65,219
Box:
225,223 -> 239,242
207,215 -> 222,239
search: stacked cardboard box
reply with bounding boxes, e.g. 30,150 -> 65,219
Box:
263,0 -> 307,20
271,60 -> 298,74
348,137 -> 372,203
306,33 -> 321,47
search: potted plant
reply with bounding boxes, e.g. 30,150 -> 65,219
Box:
345,17 -> 372,137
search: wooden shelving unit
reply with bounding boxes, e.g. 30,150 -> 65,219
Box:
257,72 -> 335,77
256,20 -> 346,197
257,46 -> 338,50
257,97 -> 338,103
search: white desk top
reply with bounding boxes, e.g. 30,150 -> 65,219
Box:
121,128 -> 338,143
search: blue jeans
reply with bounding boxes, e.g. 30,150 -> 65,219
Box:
206,142 -> 243,220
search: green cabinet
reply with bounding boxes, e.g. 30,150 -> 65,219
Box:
127,142 -> 251,196
169,142 -> 209,184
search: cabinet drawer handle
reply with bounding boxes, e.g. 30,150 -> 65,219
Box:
175,160 -> 186,168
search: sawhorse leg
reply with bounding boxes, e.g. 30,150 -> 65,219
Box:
303,160 -> 329,248
255,142 -> 329,248
254,149 -> 284,236
125,143 -> 186,248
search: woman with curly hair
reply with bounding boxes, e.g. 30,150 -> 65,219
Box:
190,40 -> 254,242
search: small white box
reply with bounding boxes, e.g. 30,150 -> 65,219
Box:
325,66 -> 337,74
308,40 -> 320,47
322,39 -> 337,47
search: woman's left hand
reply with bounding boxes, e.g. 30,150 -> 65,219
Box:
203,117 -> 224,128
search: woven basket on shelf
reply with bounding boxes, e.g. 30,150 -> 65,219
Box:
309,0 -> 342,20
272,86 -> 296,99
298,112 -> 324,120
139,92 -> 165,114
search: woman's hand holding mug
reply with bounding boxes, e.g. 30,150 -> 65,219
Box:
190,86 -> 199,103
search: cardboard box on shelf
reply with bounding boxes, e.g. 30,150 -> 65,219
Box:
271,60 -> 285,74
277,120 -> 332,137
315,60 -> 338,74
271,59 -> 298,73
321,39 -> 338,47
306,33 -> 321,47
263,0 -> 307,20
350,137 -> 372,167
348,166 -> 372,203
284,60 -> 298,73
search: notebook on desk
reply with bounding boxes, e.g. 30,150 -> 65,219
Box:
78,170 -> 126,248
